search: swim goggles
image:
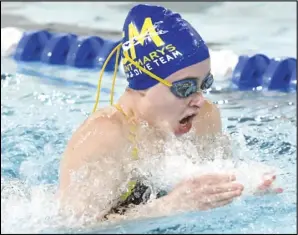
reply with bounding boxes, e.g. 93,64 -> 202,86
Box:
92,43 -> 214,112
170,72 -> 214,98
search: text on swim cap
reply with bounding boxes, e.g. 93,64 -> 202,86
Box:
124,17 -> 165,61
122,17 -> 183,78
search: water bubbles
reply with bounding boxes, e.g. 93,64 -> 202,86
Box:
214,86 -> 222,91
254,86 -> 263,91
267,126 -> 273,131
254,116 -> 262,122
1,45 -> 296,233
66,99 -> 75,104
216,99 -> 229,105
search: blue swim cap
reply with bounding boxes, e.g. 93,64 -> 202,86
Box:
121,4 -> 210,90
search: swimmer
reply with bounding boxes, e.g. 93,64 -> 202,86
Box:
58,4 -> 282,222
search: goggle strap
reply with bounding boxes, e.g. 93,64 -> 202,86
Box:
93,44 -> 175,114
123,52 -> 172,87
92,42 -> 122,113
110,46 -> 121,106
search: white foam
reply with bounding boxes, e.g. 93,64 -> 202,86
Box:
1,27 -> 24,57
209,49 -> 239,79
1,131 -> 284,232
135,131 -> 281,196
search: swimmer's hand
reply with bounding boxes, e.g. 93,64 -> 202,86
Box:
165,173 -> 244,212
114,174 -> 244,221
254,172 -> 284,195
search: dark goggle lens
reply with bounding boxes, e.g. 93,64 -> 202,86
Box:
170,79 -> 198,98
170,73 -> 214,98
200,73 -> 214,90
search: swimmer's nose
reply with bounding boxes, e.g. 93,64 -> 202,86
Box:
189,92 -> 205,108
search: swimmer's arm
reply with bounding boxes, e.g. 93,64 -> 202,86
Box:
194,102 -> 283,195
58,117 -> 128,220
106,173 -> 243,222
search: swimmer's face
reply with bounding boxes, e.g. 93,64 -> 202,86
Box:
138,58 -> 211,136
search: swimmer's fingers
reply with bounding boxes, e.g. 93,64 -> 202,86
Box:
256,174 -> 283,194
204,182 -> 244,194
273,188 -> 284,193
257,179 -> 274,191
206,189 -> 242,204
197,173 -> 236,185
207,198 -> 234,210
254,186 -> 284,196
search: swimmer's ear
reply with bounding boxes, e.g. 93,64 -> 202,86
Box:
126,87 -> 147,97
138,90 -> 147,97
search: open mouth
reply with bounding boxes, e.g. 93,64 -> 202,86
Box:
179,114 -> 196,125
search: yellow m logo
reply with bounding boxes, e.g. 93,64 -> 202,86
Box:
123,17 -> 165,64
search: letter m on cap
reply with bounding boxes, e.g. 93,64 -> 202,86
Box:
126,17 -> 165,61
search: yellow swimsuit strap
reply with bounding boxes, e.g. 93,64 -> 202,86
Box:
89,41 -> 140,202
113,103 -> 139,201
91,40 -> 169,202
113,103 -> 139,160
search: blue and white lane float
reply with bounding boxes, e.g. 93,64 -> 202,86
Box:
1,27 -> 296,92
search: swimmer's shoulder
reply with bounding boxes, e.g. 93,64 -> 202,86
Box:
59,106 -> 130,193
63,106 -> 129,160
193,99 -> 222,135
201,99 -> 221,117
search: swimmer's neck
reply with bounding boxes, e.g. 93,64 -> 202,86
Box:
117,90 -> 169,137
116,89 -> 144,124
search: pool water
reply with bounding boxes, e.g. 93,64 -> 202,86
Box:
1,55 -> 296,233
1,1 -> 297,234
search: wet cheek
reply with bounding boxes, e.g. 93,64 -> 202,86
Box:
146,95 -> 166,115
154,97 -> 173,116
165,99 -> 183,119
148,92 -> 181,119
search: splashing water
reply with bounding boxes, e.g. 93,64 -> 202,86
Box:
1,49 -> 296,233
1,2 -> 296,231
